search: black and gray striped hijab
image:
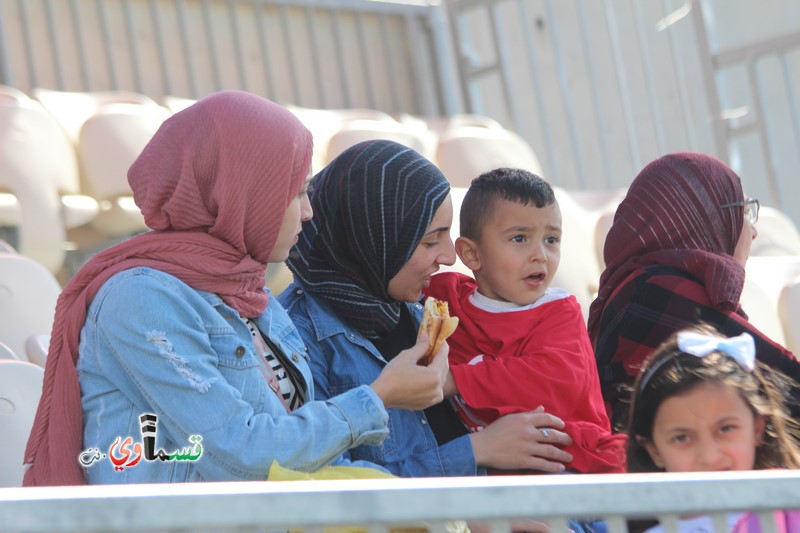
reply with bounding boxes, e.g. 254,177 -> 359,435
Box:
287,140 -> 450,339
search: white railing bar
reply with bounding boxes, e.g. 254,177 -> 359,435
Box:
43,0 -> 64,89
632,0 -> 667,155
604,516 -> 628,533
749,59 -> 783,208
576,0 -> 614,188
379,13 -> 401,112
355,11 -> 377,108
489,2 -> 523,136
448,0 -> 504,12
149,0 -> 173,96
713,30 -> 800,68
279,4 -> 302,103
122,0 -> 144,93
16,0 -> 38,88
454,13 -> 484,116
69,0 -> 92,90
545,0 -> 587,187
603,0 -> 642,173
726,119 -> 760,138
467,62 -> 501,79
413,6 -> 456,116
202,0 -> 223,92
0,1 -> 14,87
517,0 -> 559,183
94,0 -> 117,90
249,0 -> 433,15
331,9 -> 353,107
781,55 -> 800,156
305,6 -> 328,108
254,2 -> 278,100
660,0 -> 698,152
404,12 -> 427,114
2,471 -> 798,532
690,0 -> 728,160
711,512 -> 728,532
229,0 -> 250,91
175,0 -> 199,98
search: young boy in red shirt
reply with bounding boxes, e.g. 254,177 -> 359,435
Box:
425,168 -> 626,473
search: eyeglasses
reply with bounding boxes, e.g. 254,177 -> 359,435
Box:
721,197 -> 759,225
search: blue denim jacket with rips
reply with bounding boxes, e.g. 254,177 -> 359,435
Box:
278,280 -> 478,477
77,267 -> 389,484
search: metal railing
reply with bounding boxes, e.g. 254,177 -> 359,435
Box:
1,470 -> 799,532
1,0 -> 798,226
445,0 -> 800,227
0,0 -> 455,116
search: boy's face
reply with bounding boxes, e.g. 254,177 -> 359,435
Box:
641,381 -> 764,472
463,197 -> 561,306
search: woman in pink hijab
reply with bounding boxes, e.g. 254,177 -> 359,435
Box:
23,91 -> 449,486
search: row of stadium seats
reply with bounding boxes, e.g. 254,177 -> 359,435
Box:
0,86 -> 542,276
2,85 -> 800,352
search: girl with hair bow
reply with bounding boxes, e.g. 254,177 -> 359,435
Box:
626,325 -> 800,533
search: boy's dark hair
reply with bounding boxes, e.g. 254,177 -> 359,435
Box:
460,168 -> 555,241
626,324 -> 800,472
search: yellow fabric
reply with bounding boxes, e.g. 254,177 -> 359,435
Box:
268,460 -> 396,480
268,461 -> 468,533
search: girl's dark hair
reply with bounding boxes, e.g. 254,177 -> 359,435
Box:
626,324 -> 800,472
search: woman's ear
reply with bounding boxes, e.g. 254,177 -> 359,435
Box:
637,435 -> 665,469
455,236 -> 481,271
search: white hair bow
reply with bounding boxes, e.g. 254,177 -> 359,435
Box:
676,331 -> 756,372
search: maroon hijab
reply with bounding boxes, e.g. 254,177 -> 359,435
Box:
23,91 -> 312,486
587,152 -> 746,341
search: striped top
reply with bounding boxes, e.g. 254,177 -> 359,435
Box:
243,318 -> 303,412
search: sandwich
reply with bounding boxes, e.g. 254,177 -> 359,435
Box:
417,297 -> 459,365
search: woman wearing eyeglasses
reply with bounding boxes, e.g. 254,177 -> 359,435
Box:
587,152 -> 800,433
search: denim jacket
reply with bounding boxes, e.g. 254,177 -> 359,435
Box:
279,280 -> 478,477
77,267 -> 389,484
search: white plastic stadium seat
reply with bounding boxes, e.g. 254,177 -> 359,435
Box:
0,341 -> 20,361
0,360 -> 44,486
25,335 -> 50,368
288,105 -> 396,173
551,188 -> 602,321
0,253 -> 61,360
744,256 -> 800,350
437,186 -> 474,278
78,102 -> 171,236
779,276 -> 800,355
0,87 -> 99,272
33,88 -> 161,145
740,273 -> 787,347
326,119 -> 437,164
749,206 -> 800,257
435,125 -> 543,188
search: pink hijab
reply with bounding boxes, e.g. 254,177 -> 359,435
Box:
23,91 -> 313,486
587,152 -> 746,341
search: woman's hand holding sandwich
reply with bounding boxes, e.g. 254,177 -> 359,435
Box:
370,333 -> 450,410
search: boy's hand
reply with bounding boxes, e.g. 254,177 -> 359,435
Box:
470,406 -> 574,472
370,334 -> 448,410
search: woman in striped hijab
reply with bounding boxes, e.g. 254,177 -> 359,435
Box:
281,139 -> 575,477
587,152 -> 800,433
